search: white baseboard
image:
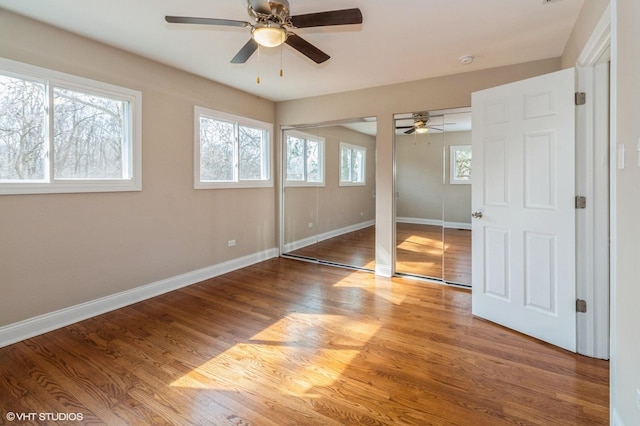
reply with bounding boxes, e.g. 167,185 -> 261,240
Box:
396,216 -> 471,230
0,248 -> 279,348
284,220 -> 375,252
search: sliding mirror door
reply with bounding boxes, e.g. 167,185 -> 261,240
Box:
394,108 -> 472,285
442,109 -> 472,285
282,125 -> 322,262
394,112 -> 445,279
282,118 -> 376,271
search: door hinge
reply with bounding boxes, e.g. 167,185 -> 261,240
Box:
575,92 -> 586,106
575,195 -> 587,209
576,299 -> 587,313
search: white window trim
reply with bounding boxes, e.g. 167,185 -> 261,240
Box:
339,141 -> 366,187
194,106 -> 273,190
449,144 -> 472,185
0,57 -> 142,195
284,129 -> 325,187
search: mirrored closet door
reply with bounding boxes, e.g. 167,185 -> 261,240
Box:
394,108 -> 472,286
282,117 -> 377,271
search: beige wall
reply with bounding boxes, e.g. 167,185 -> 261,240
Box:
283,125 -> 375,247
0,12 -> 276,327
396,131 -> 472,225
396,132 -> 445,221
613,1 -> 640,424
277,58 -> 560,273
561,0 -> 611,68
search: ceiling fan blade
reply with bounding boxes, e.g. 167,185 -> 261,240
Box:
165,16 -> 250,27
285,34 -> 330,64
290,8 -> 363,28
231,39 -> 259,64
248,0 -> 272,15
404,128 -> 416,135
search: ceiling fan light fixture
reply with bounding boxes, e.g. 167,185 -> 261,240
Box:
413,119 -> 429,134
252,24 -> 287,47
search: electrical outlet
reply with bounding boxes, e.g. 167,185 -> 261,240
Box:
308,222 -> 313,228
228,240 -> 236,247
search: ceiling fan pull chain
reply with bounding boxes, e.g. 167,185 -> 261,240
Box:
280,43 -> 284,77
257,45 -> 261,84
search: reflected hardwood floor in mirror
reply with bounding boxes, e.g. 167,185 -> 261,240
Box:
287,226 -> 376,269
288,224 -> 472,285
0,258 -> 608,425
443,228 -> 472,285
396,223 -> 471,285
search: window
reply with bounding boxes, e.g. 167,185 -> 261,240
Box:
339,142 -> 366,186
0,57 -> 142,195
450,145 -> 472,184
195,106 -> 272,189
284,130 -> 324,186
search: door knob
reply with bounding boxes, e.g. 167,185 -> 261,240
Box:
471,211 -> 483,219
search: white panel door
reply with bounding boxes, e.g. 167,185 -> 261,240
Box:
471,68 -> 576,352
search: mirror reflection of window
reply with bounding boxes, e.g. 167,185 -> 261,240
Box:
450,145 -> 472,184
340,142 -> 366,186
284,130 -> 325,186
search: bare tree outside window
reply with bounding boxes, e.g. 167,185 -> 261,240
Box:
0,58 -> 141,195
450,145 -> 472,184
306,140 -> 321,183
195,106 -> 271,188
53,88 -> 125,179
340,145 -> 352,182
286,135 -> 305,181
200,117 -> 234,182
339,142 -> 366,186
239,125 -> 267,180
0,75 -> 46,180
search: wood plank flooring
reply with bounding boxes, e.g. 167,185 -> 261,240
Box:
0,258 -> 608,425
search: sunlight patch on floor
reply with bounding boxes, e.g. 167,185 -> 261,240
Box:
331,273 -> 408,305
397,234 -> 443,255
170,313 -> 382,397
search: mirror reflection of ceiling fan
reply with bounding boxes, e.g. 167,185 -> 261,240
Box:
165,0 -> 363,64
395,112 -> 454,135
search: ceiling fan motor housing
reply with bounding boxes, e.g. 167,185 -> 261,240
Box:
249,0 -> 291,25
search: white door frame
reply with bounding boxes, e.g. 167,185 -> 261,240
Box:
575,4 -> 611,359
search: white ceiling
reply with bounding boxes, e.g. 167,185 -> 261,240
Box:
0,0 -> 585,102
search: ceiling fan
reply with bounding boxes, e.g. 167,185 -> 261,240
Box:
165,0 -> 363,65
396,113 -> 448,135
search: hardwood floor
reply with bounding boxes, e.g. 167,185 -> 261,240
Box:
0,258 -> 608,425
